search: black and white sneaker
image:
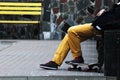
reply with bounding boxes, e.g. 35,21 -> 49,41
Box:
40,61 -> 58,70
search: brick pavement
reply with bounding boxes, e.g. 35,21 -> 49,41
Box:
0,40 -> 104,77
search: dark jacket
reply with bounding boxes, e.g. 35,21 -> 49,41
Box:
92,2 -> 120,31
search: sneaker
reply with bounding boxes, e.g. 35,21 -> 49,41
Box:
40,61 -> 58,70
65,56 -> 84,64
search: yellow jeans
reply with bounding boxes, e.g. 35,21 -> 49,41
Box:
52,23 -> 100,65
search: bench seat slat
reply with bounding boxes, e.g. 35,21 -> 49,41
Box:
0,11 -> 41,15
0,2 -> 42,6
0,7 -> 42,11
0,20 -> 40,24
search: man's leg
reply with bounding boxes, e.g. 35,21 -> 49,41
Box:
52,34 -> 70,65
40,34 -> 70,69
52,23 -> 95,65
40,23 -> 97,69
67,23 -> 95,59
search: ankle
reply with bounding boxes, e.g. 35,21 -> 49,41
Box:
74,56 -> 83,60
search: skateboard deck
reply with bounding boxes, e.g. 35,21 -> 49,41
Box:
65,62 -> 100,72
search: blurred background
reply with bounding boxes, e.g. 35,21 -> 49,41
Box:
0,0 -> 110,40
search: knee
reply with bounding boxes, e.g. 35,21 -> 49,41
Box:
67,27 -> 74,34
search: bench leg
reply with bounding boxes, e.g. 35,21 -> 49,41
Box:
96,38 -> 104,71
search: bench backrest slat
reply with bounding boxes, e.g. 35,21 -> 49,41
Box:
0,20 -> 39,24
0,7 -> 42,11
0,2 -> 42,24
0,11 -> 41,15
0,2 -> 42,6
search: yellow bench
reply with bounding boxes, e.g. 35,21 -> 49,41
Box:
0,2 -> 42,24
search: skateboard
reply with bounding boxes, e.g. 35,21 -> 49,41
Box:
65,62 -> 100,72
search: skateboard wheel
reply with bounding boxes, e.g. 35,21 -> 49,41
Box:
68,67 -> 73,71
78,67 -> 82,71
92,66 -> 100,72
68,68 -> 71,71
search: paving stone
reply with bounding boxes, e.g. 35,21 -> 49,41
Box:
0,40 -> 103,77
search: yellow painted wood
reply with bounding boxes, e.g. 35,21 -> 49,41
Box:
0,7 -> 42,11
0,2 -> 42,24
0,11 -> 41,15
0,20 -> 40,24
0,2 -> 42,6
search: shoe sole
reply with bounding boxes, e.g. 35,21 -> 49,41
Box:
40,66 -> 58,70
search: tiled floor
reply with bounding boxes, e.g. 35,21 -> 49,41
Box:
0,40 -> 104,77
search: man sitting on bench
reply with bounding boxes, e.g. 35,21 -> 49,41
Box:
40,0 -> 120,70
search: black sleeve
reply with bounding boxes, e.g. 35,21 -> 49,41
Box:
118,0 -> 120,2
